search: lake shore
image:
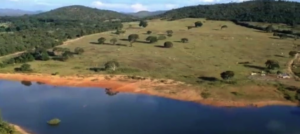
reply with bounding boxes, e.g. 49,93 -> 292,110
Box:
0,73 -> 297,108
11,124 -> 30,134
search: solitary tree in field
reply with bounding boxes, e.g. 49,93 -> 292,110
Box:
104,60 -> 120,71
220,71 -> 235,81
164,41 -> 173,48
265,60 -> 280,70
194,21 -> 203,27
139,20 -> 148,28
128,34 -> 139,47
166,30 -> 173,37
146,36 -> 158,43
187,26 -> 194,30
147,30 -> 152,34
289,51 -> 298,57
17,63 -> 32,72
98,37 -> 106,44
221,25 -> 228,30
265,25 -> 274,33
110,38 -> 118,45
74,47 -> 84,55
181,38 -> 189,43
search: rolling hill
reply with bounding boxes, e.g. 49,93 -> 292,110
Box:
0,9 -> 41,16
34,5 -> 137,21
128,10 -> 166,18
153,1 -> 300,24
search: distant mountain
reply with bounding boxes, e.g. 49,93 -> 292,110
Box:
34,5 -> 136,21
0,9 -> 41,16
128,10 -> 166,18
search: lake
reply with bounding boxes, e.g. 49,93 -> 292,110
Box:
0,80 -> 300,134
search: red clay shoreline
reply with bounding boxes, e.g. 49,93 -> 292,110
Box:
0,73 -> 297,108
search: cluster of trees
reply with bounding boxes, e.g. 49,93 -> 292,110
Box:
0,112 -> 15,134
0,6 -> 131,57
154,0 -> 300,25
0,47 -> 84,68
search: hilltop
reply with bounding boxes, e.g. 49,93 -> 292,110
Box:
34,5 -> 136,21
153,1 -> 300,24
128,10 -> 166,18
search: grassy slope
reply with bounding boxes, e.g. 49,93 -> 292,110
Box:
1,18 -> 299,101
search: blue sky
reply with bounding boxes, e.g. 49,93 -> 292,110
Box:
1,0 -> 299,12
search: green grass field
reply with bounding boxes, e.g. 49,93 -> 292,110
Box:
1,18 -> 299,86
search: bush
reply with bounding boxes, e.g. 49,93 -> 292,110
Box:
98,37 -> 106,44
47,118 -> 61,126
195,21 -> 203,27
265,60 -> 280,70
181,38 -> 188,43
221,25 -> 228,29
164,41 -> 173,48
146,36 -> 158,43
166,30 -> 173,37
110,38 -> 118,45
289,51 -> 298,57
139,20 -> 148,28
147,31 -> 152,34
265,25 -> 274,33
74,47 -> 84,55
15,63 -> 32,72
158,35 -> 167,40
104,60 -> 120,71
220,71 -> 234,80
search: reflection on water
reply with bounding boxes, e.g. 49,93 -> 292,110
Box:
0,80 -> 300,134
20,80 -> 32,86
105,88 -> 119,96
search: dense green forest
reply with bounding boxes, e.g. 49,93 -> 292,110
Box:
153,0 -> 300,25
0,6 -> 134,58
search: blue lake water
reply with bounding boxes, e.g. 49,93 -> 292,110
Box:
0,80 -> 300,134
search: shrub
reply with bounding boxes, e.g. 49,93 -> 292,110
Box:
98,37 -> 106,44
181,38 -> 188,43
47,118 -> 61,126
220,71 -> 235,80
265,60 -> 280,70
15,63 -> 32,72
289,51 -> 298,57
166,30 -> 173,37
139,20 -> 148,28
164,41 -> 173,48
128,34 -> 139,47
110,38 -> 118,45
265,25 -> 274,33
146,36 -> 158,43
158,35 -> 167,40
195,21 -> 203,27
74,47 -> 84,55
104,60 -> 120,71
221,25 -> 228,29
147,31 -> 152,34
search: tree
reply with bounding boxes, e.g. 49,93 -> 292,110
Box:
221,25 -> 228,29
110,38 -> 118,45
19,63 -> 32,72
74,47 -> 84,55
265,60 -> 280,70
139,20 -> 148,28
289,51 -> 297,57
220,71 -> 235,80
146,36 -> 158,43
164,41 -> 173,48
195,21 -> 203,27
166,30 -> 173,37
98,37 -> 106,44
128,34 -> 139,47
181,38 -> 189,43
104,60 -> 120,71
147,30 -> 152,34
265,25 -> 274,33
158,35 -> 167,40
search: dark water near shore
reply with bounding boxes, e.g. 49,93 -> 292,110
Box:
0,80 -> 300,134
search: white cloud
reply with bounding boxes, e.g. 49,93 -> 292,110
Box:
130,3 -> 148,12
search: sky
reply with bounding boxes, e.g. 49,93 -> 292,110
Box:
0,0 -> 298,12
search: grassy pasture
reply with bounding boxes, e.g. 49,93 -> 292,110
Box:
1,18 -> 299,86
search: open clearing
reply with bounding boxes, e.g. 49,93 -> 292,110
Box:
1,18 -> 300,102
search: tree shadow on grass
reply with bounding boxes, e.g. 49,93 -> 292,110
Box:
243,64 -> 266,70
88,67 -> 105,72
198,76 -> 219,82
274,54 -> 286,58
90,42 -> 99,44
119,39 -> 128,41
173,41 -> 182,43
90,42 -> 127,47
269,37 -> 281,39
154,45 -> 166,48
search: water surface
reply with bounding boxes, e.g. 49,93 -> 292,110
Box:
0,80 -> 300,134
